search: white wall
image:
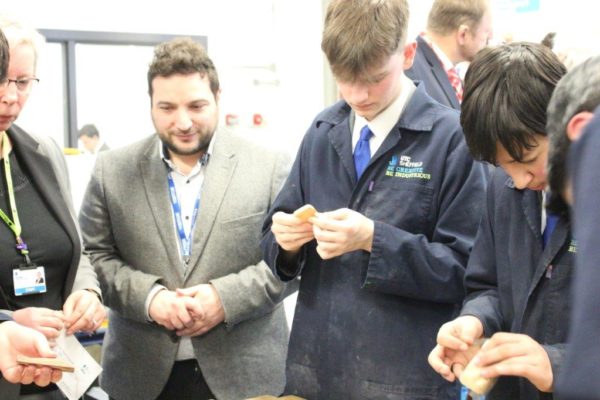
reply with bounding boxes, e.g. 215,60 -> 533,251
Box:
1,0 -> 325,155
6,0 -> 599,153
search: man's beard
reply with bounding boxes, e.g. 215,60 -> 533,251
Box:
161,128 -> 214,156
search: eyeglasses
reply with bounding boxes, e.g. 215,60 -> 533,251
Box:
0,77 -> 40,93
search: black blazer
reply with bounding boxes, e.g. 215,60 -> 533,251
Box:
5,125 -> 98,304
406,36 -> 461,110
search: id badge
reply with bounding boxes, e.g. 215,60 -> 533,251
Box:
13,265 -> 47,296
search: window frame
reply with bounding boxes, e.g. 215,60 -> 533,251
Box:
38,29 -> 207,147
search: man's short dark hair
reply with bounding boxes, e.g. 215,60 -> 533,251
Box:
78,124 -> 100,138
147,37 -> 219,98
547,55 -> 600,214
0,29 -> 8,83
461,42 -> 566,165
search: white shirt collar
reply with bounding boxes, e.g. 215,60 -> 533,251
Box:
160,131 -> 216,176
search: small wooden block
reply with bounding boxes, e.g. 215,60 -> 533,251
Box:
293,204 -> 317,221
16,355 -> 75,372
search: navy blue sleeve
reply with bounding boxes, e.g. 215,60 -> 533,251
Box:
0,312 -> 11,322
555,111 -> 600,399
459,170 -> 506,335
261,136 -> 310,281
364,135 -> 487,304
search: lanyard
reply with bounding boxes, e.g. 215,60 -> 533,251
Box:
0,131 -> 31,264
167,172 -> 201,263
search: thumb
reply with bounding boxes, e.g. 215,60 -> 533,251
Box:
32,334 -> 57,359
62,293 -> 77,317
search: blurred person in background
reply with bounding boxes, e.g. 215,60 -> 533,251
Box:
406,0 -> 493,109
78,124 -> 109,154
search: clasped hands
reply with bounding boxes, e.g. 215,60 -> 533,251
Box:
271,207 -> 374,259
149,284 -> 225,337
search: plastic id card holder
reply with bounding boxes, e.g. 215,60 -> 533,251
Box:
13,264 -> 47,296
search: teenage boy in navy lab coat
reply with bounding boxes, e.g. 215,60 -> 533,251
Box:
428,42 -> 569,400
262,0 -> 486,398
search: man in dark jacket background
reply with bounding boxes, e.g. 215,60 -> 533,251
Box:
406,0 -> 492,109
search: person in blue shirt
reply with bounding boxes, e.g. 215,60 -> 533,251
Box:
428,42 -> 568,400
544,56 -> 600,400
261,0 -> 486,398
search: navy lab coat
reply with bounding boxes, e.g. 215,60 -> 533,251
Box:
461,168 -> 575,400
262,83 -> 486,399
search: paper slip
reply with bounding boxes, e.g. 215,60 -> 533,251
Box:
54,330 -> 102,400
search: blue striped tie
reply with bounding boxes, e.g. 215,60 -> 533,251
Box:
354,125 -> 373,180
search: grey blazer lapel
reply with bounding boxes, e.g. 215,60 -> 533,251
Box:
139,139 -> 185,283
185,132 -> 237,279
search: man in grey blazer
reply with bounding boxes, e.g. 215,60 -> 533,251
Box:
79,38 -> 292,400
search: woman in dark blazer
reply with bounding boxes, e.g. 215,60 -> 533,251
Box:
0,19 -> 104,399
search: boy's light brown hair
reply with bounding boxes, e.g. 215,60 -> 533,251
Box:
322,0 -> 409,83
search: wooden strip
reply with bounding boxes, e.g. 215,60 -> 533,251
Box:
16,355 -> 75,372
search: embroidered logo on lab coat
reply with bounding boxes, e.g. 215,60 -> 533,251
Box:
568,239 -> 577,253
385,155 -> 431,180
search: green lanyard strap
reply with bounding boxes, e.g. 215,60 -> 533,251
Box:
0,131 -> 31,264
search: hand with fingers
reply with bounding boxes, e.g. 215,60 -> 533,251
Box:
0,321 -> 63,386
428,315 -> 484,381
175,284 -> 225,337
271,211 -> 315,255
12,307 -> 66,339
63,289 -> 106,335
149,289 -> 205,331
470,332 -> 554,392
310,208 -> 374,259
